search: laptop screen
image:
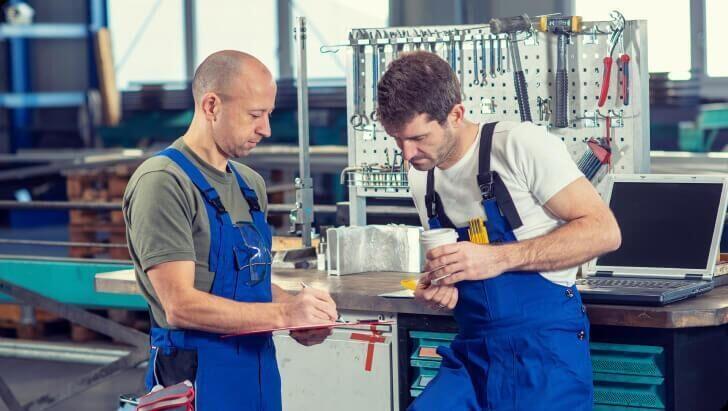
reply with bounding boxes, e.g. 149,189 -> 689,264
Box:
597,181 -> 724,270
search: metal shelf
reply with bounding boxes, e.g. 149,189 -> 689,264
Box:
0,92 -> 86,108
0,23 -> 88,39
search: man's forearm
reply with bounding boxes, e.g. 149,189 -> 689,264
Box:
499,215 -> 621,274
165,289 -> 288,334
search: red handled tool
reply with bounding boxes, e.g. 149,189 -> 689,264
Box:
598,12 -> 625,107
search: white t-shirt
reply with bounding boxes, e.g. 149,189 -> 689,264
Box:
409,121 -> 584,286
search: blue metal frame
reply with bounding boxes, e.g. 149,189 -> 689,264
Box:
0,23 -> 88,39
7,2 -> 31,151
0,92 -> 86,108
2,0 -> 108,152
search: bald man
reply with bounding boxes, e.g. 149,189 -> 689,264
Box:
123,51 -> 338,410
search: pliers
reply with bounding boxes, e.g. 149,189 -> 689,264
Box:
598,11 -> 625,107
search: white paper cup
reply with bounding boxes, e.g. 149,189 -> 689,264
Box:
420,228 -> 458,285
420,228 -> 458,252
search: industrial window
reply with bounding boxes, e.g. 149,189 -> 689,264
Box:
195,0 -> 279,78
706,0 -> 728,77
107,0 -> 187,90
291,0 -> 389,80
574,1 -> 691,75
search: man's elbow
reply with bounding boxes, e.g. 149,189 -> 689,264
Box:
604,218 -> 622,252
164,303 -> 188,328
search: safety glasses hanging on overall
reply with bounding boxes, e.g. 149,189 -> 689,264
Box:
409,123 -> 593,411
144,148 -> 281,411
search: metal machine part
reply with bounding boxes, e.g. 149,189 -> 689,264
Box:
291,17 -> 314,247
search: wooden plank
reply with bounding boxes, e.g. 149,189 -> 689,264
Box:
93,28 -> 121,126
272,236 -> 319,251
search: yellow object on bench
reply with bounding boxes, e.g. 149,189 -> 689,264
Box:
401,278 -> 418,291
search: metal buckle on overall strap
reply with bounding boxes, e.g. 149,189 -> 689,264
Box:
477,171 -> 495,200
203,189 -> 227,214
424,193 -> 438,218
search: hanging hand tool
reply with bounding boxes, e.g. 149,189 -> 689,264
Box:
370,31 -> 385,122
496,36 -> 503,74
390,30 -> 404,61
426,29 -> 438,54
447,30 -> 457,72
538,15 -> 582,128
457,30 -> 467,96
597,11 -> 625,108
490,14 -> 534,122
472,35 -> 480,86
480,34 -> 487,83
349,31 -> 369,129
489,34 -> 496,78
620,54 -> 631,106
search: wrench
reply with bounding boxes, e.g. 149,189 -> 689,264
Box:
349,31 -> 368,128
489,34 -> 496,78
458,31 -> 467,96
448,30 -> 458,72
497,35 -> 503,74
480,34 -> 487,83
370,32 -> 380,122
472,35 -> 480,85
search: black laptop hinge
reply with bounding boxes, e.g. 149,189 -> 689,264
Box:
595,271 -> 613,277
685,274 -> 703,280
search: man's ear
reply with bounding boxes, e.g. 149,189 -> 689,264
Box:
448,103 -> 466,127
201,92 -> 221,122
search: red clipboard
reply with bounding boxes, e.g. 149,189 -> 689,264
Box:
221,320 -> 394,338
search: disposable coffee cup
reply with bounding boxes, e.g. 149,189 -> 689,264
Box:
420,228 -> 458,285
420,228 -> 458,252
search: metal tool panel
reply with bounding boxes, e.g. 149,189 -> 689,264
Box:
342,18 -> 649,202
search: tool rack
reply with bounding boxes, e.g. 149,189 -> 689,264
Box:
333,13 -> 650,226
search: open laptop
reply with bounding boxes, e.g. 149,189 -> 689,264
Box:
576,174 -> 728,306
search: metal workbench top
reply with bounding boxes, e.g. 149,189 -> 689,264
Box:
95,269 -> 728,329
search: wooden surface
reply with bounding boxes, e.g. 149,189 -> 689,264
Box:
95,269 -> 728,329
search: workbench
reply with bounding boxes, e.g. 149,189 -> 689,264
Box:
95,268 -> 728,411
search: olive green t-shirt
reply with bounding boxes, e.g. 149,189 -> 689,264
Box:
123,138 -> 268,329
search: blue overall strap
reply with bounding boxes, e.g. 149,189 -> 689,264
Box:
157,147 -> 233,271
477,122 -> 523,230
424,165 -> 456,230
229,165 -> 270,230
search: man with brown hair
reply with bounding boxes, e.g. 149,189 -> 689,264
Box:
377,51 -> 621,410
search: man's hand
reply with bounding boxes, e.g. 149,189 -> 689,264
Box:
282,287 -> 338,327
423,242 -> 508,286
290,327 -> 333,346
414,274 -> 458,311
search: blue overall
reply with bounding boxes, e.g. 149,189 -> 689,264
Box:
409,123 -> 593,411
144,148 -> 281,410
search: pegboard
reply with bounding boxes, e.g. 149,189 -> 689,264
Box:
341,16 -> 650,209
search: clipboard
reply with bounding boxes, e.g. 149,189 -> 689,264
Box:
222,320 -> 395,338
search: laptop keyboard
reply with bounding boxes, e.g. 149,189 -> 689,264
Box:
577,278 -> 690,289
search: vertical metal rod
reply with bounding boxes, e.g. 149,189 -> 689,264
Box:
295,17 -> 313,247
183,0 -> 197,80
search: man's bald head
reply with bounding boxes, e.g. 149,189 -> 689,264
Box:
191,50 -> 273,104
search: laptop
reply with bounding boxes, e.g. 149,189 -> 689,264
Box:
576,174 -> 728,306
